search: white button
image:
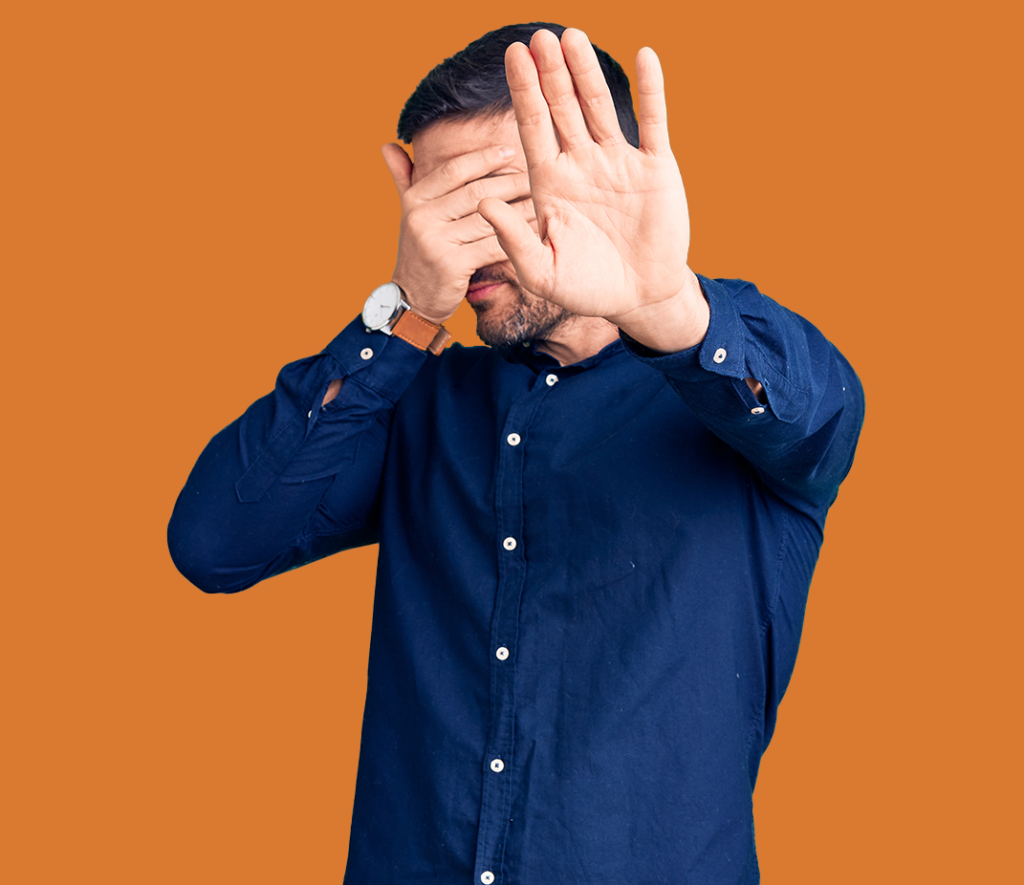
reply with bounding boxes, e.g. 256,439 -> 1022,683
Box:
545,373 -> 559,386
307,411 -> 312,418
750,407 -> 765,415
495,646 -> 509,660
507,433 -> 521,446
503,537 -> 517,551
713,347 -> 727,363
481,873 -> 495,885
360,347 -> 373,360
490,758 -> 504,773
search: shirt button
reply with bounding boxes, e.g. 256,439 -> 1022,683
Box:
750,406 -> 765,415
713,347 -> 727,364
545,373 -> 559,386
490,758 -> 505,773
481,873 -> 495,885
502,537 -> 517,551
307,411 -> 312,418
495,646 -> 510,661
360,347 -> 373,360
507,433 -> 521,446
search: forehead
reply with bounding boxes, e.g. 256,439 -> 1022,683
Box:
410,112 -> 523,181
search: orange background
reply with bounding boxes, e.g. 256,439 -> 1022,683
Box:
3,1 -> 1021,881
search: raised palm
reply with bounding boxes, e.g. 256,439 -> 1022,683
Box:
479,29 -> 693,329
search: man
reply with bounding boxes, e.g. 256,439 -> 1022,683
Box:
169,22 -> 864,885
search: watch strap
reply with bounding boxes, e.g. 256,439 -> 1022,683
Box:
391,309 -> 452,355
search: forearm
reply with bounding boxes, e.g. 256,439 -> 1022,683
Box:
168,316 -> 430,592
622,275 -> 865,511
167,417 -> 359,594
323,377 -> 343,406
617,269 -> 766,403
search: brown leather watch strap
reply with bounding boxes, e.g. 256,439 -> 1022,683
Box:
391,309 -> 452,356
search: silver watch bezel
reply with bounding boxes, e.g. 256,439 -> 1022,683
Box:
362,282 -> 409,334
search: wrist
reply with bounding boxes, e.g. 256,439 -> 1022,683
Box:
403,299 -> 456,327
613,271 -> 709,354
391,277 -> 458,326
363,280 -> 452,355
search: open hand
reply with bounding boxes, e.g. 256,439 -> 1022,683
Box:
478,29 -> 708,349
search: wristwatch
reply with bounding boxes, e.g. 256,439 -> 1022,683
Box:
362,282 -> 451,355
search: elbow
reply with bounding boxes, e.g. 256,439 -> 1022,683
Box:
167,519 -> 228,594
167,508 -> 254,595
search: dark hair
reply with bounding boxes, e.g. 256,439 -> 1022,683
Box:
397,22 -> 639,148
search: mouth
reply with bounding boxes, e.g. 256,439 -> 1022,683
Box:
466,281 -> 506,305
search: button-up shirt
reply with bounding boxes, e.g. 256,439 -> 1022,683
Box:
169,275 -> 864,884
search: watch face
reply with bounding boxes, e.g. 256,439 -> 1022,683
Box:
364,282 -> 401,330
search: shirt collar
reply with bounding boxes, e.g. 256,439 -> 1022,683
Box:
500,337 -> 627,373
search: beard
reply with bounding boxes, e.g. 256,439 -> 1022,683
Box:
468,267 -> 573,349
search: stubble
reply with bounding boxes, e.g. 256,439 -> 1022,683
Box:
469,267 -> 572,349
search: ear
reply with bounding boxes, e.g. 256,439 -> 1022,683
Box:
381,143 -> 413,196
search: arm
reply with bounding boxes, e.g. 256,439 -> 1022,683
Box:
167,317 -> 428,593
622,274 -> 864,511
169,145 -> 534,593
478,30 -> 862,508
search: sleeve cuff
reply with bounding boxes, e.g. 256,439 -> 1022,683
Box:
323,314 -> 431,403
619,274 -> 749,381
234,314 -> 433,503
620,275 -> 811,425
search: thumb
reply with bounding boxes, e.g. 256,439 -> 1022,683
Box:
381,143 -> 413,196
478,197 -> 552,293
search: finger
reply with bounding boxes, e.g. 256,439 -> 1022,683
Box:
414,144 -> 517,201
449,198 -> 537,245
450,210 -> 499,245
529,29 -> 591,152
435,171 -> 531,220
504,41 -> 560,167
515,198 -> 541,237
461,232 -> 511,270
636,47 -> 671,156
561,28 -> 624,146
512,195 -> 537,225
381,143 -> 413,196
478,196 -> 553,292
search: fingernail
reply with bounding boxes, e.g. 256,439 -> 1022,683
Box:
499,146 -> 515,158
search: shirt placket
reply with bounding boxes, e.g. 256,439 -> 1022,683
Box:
472,368 -> 561,885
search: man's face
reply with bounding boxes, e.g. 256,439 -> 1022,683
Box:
410,112 -> 572,348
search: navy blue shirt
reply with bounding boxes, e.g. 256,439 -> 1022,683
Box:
169,275 -> 864,884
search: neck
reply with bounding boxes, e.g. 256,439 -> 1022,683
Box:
533,315 -> 621,366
